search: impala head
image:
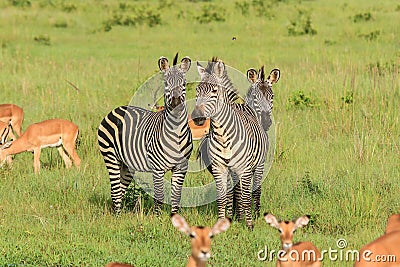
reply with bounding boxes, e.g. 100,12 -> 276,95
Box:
171,213 -> 231,263
385,213 -> 400,234
192,58 -> 230,126
158,53 -> 191,112
264,213 -> 310,251
0,120 -> 12,145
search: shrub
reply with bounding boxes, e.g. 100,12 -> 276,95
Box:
341,91 -> 354,105
9,0 -> 31,7
62,3 -> 77,13
359,30 -> 380,41
288,8 -> 317,36
195,4 -> 226,24
352,12 -> 373,23
287,90 -> 318,109
33,34 -> 51,46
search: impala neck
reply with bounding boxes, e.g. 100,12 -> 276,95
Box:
186,256 -> 207,267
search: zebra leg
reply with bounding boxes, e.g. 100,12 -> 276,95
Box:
152,169 -> 166,215
214,166 -> 229,219
226,172 -> 234,218
253,164 -> 264,219
240,170 -> 254,230
104,157 -> 123,214
232,173 -> 243,221
120,163 -> 135,204
170,163 -> 188,214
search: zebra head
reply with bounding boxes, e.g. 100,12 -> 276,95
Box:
192,59 -> 231,126
247,66 -> 280,110
246,66 -> 280,131
158,53 -> 191,113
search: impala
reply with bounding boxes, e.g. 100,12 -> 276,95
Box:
0,118 -> 81,173
354,213 -> 400,267
172,213 -> 231,267
0,104 -> 24,141
104,214 -> 230,267
264,213 -> 321,267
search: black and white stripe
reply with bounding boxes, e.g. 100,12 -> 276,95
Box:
98,54 -> 192,214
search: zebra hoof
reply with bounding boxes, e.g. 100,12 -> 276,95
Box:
247,223 -> 254,231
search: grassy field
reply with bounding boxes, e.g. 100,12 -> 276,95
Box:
0,0 -> 399,266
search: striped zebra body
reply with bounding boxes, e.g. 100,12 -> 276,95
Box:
193,59 -> 268,229
98,54 -> 192,214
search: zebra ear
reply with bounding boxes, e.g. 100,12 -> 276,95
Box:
180,56 -> 191,73
213,60 -> 225,78
197,61 -> 207,79
158,57 -> 169,72
268,68 -> 280,84
247,68 -> 258,83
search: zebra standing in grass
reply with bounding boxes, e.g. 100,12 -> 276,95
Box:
97,53 -> 192,214
192,59 -> 269,229
230,66 -> 280,219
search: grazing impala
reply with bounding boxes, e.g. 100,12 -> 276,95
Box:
264,213 -> 321,267
0,104 -> 24,141
354,213 -> 400,267
0,119 -> 81,173
171,213 -> 231,267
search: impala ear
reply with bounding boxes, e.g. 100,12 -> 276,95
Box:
293,215 -> 310,230
171,213 -> 191,236
158,57 -> 169,72
211,218 -> 231,236
264,213 -> 280,229
247,68 -> 258,83
180,56 -> 191,73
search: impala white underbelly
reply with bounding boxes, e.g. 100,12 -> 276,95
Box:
41,138 -> 62,149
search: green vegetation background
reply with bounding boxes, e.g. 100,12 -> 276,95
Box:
0,0 -> 399,266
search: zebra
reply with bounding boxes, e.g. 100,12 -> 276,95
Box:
192,59 -> 269,229
97,53 -> 192,215
230,66 -> 280,219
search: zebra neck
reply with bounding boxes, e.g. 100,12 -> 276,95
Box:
163,105 -> 189,132
210,103 -> 245,144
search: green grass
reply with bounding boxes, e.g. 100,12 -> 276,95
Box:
0,0 -> 399,266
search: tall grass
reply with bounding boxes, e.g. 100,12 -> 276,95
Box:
0,0 -> 399,266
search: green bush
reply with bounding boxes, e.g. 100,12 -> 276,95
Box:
287,90 -> 318,109
195,4 -> 226,24
288,8 -> 317,36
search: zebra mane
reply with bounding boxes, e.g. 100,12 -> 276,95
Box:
206,57 -> 240,102
172,52 -> 179,66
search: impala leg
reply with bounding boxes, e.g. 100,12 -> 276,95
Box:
33,148 -> 41,174
152,169 -> 166,215
170,163 -> 188,214
63,142 -> 81,167
57,146 -> 72,168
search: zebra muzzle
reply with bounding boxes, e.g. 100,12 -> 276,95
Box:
191,106 -> 206,126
